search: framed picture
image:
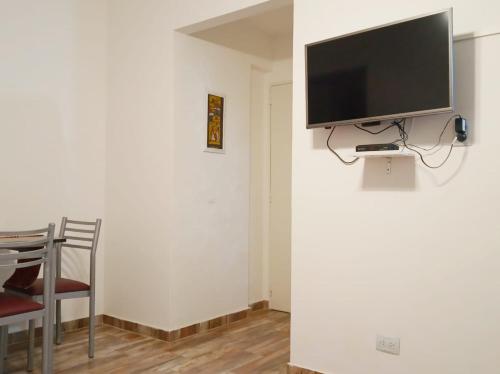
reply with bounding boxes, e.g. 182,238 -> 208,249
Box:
206,93 -> 225,153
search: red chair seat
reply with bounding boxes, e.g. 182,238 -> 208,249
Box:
5,278 -> 90,296
0,293 -> 44,318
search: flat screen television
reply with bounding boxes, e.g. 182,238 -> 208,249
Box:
305,9 -> 453,128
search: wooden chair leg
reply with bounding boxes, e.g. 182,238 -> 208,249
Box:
56,300 -> 62,345
27,320 -> 35,372
89,294 -> 95,358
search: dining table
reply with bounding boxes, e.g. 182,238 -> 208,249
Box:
0,235 -> 66,245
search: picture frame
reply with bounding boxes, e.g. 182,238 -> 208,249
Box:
205,92 -> 225,154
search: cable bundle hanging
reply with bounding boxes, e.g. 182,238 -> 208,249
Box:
326,114 -> 462,169
392,116 -> 459,169
326,126 -> 359,165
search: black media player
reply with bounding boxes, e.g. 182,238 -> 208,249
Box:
355,143 -> 400,152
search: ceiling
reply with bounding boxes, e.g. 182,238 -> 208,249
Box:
245,4 -> 293,38
191,4 -> 293,60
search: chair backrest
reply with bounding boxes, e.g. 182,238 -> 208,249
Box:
60,218 -> 101,254
57,217 -> 101,288
0,224 -> 55,303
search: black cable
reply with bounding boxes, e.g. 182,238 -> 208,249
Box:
395,119 -> 457,169
395,119 -> 408,143
328,115 -> 460,168
354,123 -> 396,134
405,114 -> 461,152
327,126 -> 359,165
407,141 -> 456,169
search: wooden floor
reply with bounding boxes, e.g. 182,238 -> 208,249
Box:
6,311 -> 290,373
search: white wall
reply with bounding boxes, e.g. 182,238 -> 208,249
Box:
0,0 -> 107,322
170,32 -> 277,328
291,1 -> 500,373
105,0 -> 173,329
271,58 -> 293,84
106,0 -> 287,331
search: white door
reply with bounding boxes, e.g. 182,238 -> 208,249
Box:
269,83 -> 292,312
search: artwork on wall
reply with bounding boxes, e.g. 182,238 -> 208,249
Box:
206,93 -> 224,152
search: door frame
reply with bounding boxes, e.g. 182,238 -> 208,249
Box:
268,81 -> 293,312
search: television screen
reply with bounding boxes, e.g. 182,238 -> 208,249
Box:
306,10 -> 453,128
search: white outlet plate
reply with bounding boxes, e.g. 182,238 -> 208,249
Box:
376,335 -> 400,355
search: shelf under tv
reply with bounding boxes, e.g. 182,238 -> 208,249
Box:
351,148 -> 414,158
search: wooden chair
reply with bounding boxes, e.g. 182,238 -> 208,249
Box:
4,217 -> 101,361
0,224 -> 55,374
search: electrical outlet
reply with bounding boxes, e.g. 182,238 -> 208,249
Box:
376,335 -> 400,355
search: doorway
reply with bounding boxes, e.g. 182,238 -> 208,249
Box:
184,1 -> 294,315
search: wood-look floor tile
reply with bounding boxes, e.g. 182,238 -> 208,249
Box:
5,311 -> 290,374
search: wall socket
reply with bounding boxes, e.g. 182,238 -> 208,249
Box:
376,335 -> 400,355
